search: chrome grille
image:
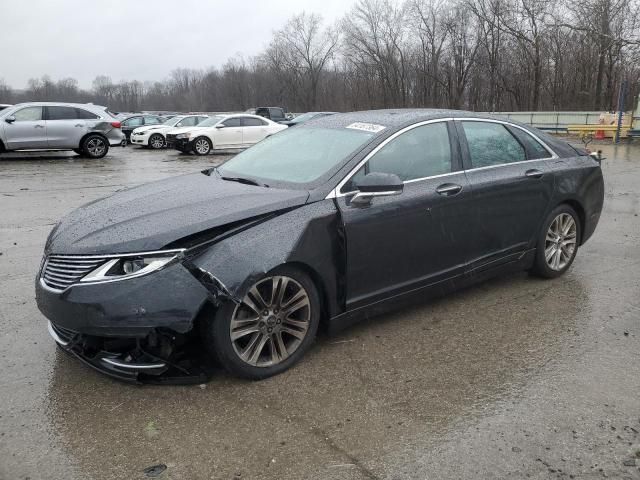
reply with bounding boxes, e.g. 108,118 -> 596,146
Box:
41,254 -> 108,291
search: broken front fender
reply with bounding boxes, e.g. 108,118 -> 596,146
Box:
186,199 -> 345,319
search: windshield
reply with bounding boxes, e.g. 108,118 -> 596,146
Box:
291,113 -> 316,124
196,115 -> 225,127
163,117 -> 183,126
218,127 -> 374,184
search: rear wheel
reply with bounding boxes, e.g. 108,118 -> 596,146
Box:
149,134 -> 165,149
205,265 -> 320,379
531,205 -> 580,278
193,136 -> 212,156
81,135 -> 109,159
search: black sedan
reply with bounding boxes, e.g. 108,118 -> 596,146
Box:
120,114 -> 165,143
36,110 -> 604,382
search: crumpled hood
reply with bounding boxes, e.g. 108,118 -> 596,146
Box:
166,126 -> 206,136
133,125 -> 169,135
46,173 -> 310,255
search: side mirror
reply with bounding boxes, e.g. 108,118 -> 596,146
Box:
215,124 -> 225,129
5,115 -> 16,124
351,172 -> 404,206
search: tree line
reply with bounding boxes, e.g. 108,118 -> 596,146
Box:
1,0 -> 639,114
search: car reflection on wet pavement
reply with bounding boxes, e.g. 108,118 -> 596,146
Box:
0,145 -> 638,479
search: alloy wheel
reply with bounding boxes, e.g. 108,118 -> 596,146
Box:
230,276 -> 311,367
86,138 -> 106,157
150,134 -> 164,149
544,213 -> 577,271
194,138 -> 210,155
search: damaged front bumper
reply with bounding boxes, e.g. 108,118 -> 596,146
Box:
37,259 -> 228,383
48,320 -> 169,382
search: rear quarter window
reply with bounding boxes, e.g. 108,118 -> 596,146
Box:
510,127 -> 552,159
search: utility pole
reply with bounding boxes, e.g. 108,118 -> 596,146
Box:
615,80 -> 628,144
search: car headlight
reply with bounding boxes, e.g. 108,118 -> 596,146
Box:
175,133 -> 191,139
80,249 -> 183,284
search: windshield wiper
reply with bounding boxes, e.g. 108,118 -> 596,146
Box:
221,176 -> 269,188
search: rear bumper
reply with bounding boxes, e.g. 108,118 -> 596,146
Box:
106,129 -> 126,147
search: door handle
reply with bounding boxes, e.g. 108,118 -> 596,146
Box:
525,169 -> 544,179
436,183 -> 463,196
74,124 -> 83,127
34,124 -> 45,128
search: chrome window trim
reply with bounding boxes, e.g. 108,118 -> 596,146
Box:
326,117 -> 558,200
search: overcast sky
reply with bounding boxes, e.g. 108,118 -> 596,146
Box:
0,0 -> 355,89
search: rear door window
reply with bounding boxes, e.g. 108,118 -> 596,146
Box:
222,118 -> 242,127
144,116 -> 162,125
509,127 -> 552,159
242,117 -> 267,127
462,121 -> 526,168
123,117 -> 143,127
13,106 -> 43,121
46,106 -> 78,120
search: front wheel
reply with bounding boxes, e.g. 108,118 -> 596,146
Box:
192,136 -> 212,156
149,134 -> 165,150
81,135 -> 109,159
205,266 -> 320,379
531,205 -> 580,278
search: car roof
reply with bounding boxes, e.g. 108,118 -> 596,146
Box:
9,101 -> 108,109
304,108 -> 503,130
220,113 -> 269,120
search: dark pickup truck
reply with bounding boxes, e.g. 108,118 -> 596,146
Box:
255,107 -> 289,123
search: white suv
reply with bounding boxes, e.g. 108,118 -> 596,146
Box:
130,114 -> 208,149
0,102 -> 125,158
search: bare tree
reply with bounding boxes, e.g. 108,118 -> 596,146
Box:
265,12 -> 338,110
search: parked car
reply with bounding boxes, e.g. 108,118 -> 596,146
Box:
120,114 -> 165,143
281,111 -> 337,127
36,109 -> 603,383
166,114 -> 286,155
0,102 -> 125,158
255,107 -> 289,123
130,115 -> 208,149
0,104 -> 12,112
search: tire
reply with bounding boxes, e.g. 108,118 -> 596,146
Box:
192,136 -> 212,156
148,133 -> 165,150
81,135 -> 109,159
531,204 -> 581,278
205,265 -> 320,379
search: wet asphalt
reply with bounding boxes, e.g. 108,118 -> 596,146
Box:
0,143 -> 638,480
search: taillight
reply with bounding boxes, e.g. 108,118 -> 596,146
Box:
111,121 -> 121,128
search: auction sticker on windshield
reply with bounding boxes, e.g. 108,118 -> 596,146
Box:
346,122 -> 386,133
